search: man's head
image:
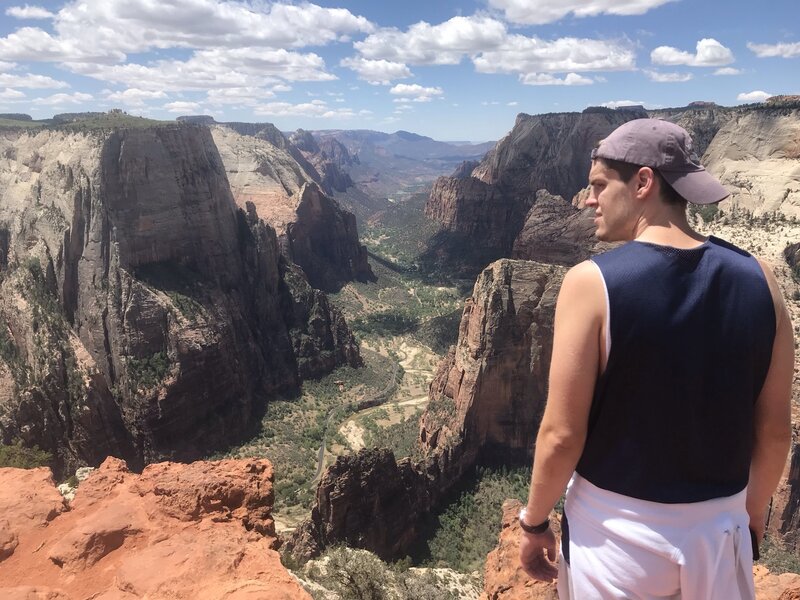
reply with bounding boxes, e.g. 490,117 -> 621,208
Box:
591,118 -> 728,207
586,119 -> 729,241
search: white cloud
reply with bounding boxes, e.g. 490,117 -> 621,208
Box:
520,72 -> 593,85
747,41 -> 800,59
737,90 -> 772,103
253,99 -> 362,119
0,1 -> 373,65
105,88 -> 167,106
644,70 -> 693,82
601,99 -> 662,109
474,35 -> 635,75
32,92 -> 93,105
0,61 -> 16,71
488,0 -> 675,25
355,15 -> 507,65
0,72 -> 68,89
340,57 -> 412,85
5,5 -> 55,19
714,67 -> 741,76
206,87 -> 282,106
651,38 -> 734,67
0,88 -> 26,100
164,101 -> 201,113
389,83 -> 444,102
507,101 -> 519,106
0,26 -> 126,63
65,47 -> 335,93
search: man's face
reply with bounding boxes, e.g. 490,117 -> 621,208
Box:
586,160 -> 640,242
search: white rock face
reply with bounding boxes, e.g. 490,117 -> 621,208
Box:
210,125 -> 315,235
704,109 -> 800,217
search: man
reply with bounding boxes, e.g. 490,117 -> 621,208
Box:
518,118 -> 793,599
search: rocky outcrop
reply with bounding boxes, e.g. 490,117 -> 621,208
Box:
213,125 -> 373,291
288,129 -> 357,192
481,500 -> 558,600
702,108 -> 800,217
424,107 -> 645,274
511,190 -> 598,265
481,499 -> 800,600
0,457 -> 311,599
421,260 -> 565,461
289,260 -> 563,560
0,124 -> 360,475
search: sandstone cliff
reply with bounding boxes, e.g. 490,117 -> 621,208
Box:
702,108 -> 800,217
289,129 -> 356,194
0,457 -> 311,599
511,189 -> 598,265
0,124 -> 360,475
212,124 -> 373,291
289,260 -> 564,560
424,107 -> 646,273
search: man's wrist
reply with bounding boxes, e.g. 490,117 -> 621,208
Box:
519,508 -> 550,534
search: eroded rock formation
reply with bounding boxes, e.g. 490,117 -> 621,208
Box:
289,260 -> 564,560
212,124 -> 373,291
0,124 -> 360,475
702,108 -> 800,217
0,457 -> 311,599
424,107 -> 645,273
511,189 -> 598,265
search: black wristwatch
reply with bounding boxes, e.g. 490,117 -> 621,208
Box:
519,508 -> 550,534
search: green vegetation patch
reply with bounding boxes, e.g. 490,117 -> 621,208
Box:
415,466 -> 531,573
127,351 -> 170,390
0,441 -> 52,469
211,349 -> 398,512
759,536 -> 800,574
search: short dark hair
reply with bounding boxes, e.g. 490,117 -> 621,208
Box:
596,157 -> 687,208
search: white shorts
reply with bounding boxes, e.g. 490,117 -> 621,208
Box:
557,474 -> 755,600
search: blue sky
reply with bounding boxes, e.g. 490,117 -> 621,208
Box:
0,0 -> 798,141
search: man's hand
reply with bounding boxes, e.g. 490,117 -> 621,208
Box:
519,528 -> 558,582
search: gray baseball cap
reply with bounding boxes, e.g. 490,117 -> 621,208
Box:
591,118 -> 729,205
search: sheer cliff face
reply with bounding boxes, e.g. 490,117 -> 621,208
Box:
703,108 -> 800,217
0,125 -> 360,474
212,125 -> 373,291
424,108 -> 645,273
420,260 -> 564,459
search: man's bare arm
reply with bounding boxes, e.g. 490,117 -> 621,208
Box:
520,261 -> 603,581
748,259 -> 794,540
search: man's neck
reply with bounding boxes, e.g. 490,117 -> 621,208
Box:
631,207 -> 707,249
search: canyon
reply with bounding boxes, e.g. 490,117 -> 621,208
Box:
0,100 -> 798,596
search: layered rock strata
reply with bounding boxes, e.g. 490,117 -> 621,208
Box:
289,260 -> 564,560
212,125 -> 373,291
0,457 -> 311,599
702,108 -> 800,217
0,124 -> 360,474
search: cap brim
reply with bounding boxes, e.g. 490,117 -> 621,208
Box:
660,168 -> 730,205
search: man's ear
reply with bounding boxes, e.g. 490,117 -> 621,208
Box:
635,167 -> 656,199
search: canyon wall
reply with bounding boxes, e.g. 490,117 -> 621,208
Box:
0,124 -> 359,475
424,107 -> 645,273
212,124 -> 373,291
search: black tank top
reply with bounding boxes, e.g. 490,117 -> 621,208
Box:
575,236 -> 776,503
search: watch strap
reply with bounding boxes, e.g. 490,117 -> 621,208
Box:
519,508 -> 550,534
